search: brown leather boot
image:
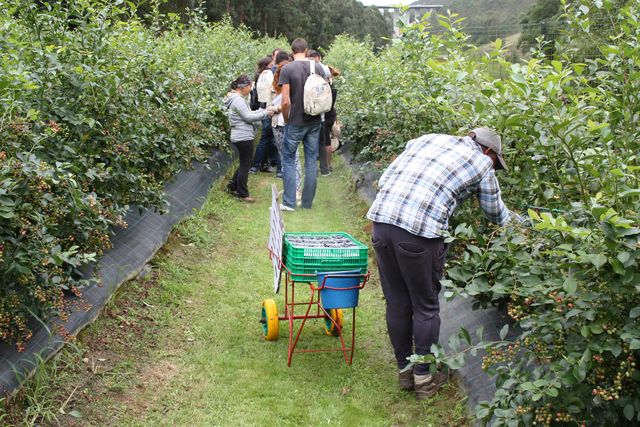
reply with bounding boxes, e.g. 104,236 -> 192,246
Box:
414,372 -> 447,400
399,367 -> 415,390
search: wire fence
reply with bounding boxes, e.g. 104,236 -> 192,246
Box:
427,20 -> 613,78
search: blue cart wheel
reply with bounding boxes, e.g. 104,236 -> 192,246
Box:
261,299 -> 279,341
324,309 -> 343,336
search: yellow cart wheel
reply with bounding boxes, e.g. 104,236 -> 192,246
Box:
261,299 -> 279,341
324,308 -> 344,336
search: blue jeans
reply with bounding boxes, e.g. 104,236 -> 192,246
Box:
282,123 -> 321,209
252,117 -> 277,170
273,126 -> 301,190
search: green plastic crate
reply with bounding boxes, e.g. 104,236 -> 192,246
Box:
282,232 -> 368,279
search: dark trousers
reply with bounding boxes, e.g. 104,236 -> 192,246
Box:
252,117 -> 279,171
318,117 -> 335,175
228,139 -> 254,197
371,222 -> 446,375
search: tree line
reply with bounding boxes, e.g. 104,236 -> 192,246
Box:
139,0 -> 392,50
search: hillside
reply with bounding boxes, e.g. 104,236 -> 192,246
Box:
414,0 -> 537,41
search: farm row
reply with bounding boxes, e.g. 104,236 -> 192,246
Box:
0,1 -> 279,350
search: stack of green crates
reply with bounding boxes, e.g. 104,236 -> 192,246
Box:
282,232 -> 368,280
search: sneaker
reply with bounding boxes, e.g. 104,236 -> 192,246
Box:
279,203 -> 295,212
399,367 -> 414,391
237,196 -> 256,203
276,172 -> 283,178
260,165 -> 274,173
321,171 -> 332,177
249,167 -> 258,174
414,372 -> 448,400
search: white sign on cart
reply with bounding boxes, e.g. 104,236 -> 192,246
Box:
268,184 -> 285,293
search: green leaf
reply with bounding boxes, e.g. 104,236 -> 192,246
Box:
630,307 -> 640,318
459,327 -> 471,345
499,324 -> 509,340
624,404 -> 634,421
618,251 -> 631,264
476,406 -> 490,419
449,332 -> 460,351
546,387 -> 559,397
511,73 -> 526,84
520,382 -> 536,391
588,254 -> 607,269
609,342 -> 622,357
467,245 -> 483,256
563,277 -> 577,295
68,410 -> 82,418
533,379 -> 547,387
619,189 -> 640,198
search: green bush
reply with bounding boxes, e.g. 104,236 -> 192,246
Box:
0,0 -> 281,350
327,1 -> 639,424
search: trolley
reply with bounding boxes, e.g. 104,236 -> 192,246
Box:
261,232 -> 369,366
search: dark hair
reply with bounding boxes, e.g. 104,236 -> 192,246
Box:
230,74 -> 252,90
272,48 -> 282,58
256,56 -> 272,77
307,50 -> 321,59
291,38 -> 307,54
275,50 -> 290,65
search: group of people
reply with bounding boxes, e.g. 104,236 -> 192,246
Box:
224,38 -> 338,208
224,39 -> 520,402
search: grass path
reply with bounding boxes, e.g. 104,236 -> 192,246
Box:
5,155 -> 468,426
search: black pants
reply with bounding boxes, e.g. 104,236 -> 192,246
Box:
371,222 -> 446,375
318,117 -> 335,175
228,139 -> 254,197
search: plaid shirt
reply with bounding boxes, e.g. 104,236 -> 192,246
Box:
367,134 -> 512,238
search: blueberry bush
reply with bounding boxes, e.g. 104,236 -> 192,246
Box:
326,1 -> 639,425
0,0 -> 281,350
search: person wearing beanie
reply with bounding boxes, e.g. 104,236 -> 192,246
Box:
366,128 -> 517,400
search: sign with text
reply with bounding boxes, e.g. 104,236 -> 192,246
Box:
268,184 -> 285,293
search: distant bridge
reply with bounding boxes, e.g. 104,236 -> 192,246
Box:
377,4 -> 443,36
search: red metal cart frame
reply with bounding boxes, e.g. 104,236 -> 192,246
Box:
262,249 -> 369,366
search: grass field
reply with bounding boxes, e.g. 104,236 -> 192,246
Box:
2,155 -> 468,426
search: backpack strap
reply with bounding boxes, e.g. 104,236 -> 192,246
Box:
309,59 -> 315,76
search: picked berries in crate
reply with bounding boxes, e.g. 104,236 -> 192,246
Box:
283,232 -> 368,278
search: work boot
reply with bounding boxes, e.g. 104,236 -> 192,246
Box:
414,372 -> 447,400
398,367 -> 414,391
236,195 -> 256,203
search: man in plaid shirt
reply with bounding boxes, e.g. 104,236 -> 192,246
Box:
367,127 -> 515,400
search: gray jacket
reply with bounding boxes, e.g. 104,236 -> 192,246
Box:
223,92 -> 267,143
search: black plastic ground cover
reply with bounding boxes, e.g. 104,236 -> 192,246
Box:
340,143 -> 515,415
0,150 -> 232,396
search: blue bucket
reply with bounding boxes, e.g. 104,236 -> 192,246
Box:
316,270 -> 362,309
